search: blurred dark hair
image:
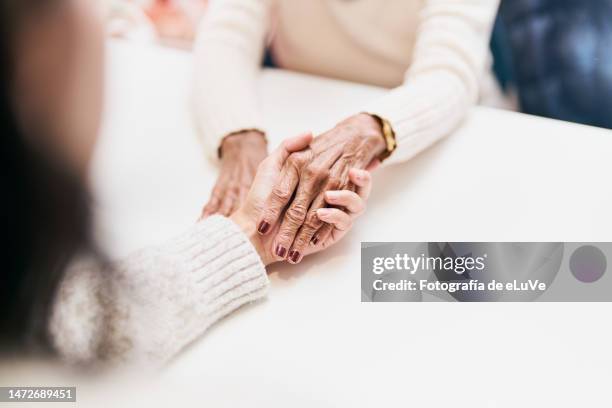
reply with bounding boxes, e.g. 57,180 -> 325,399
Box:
0,0 -> 94,354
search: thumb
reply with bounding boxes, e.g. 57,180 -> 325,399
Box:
245,132 -> 313,217
269,132 -> 313,166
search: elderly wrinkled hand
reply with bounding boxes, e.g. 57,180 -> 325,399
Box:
255,113 -> 386,264
201,130 -> 267,218
232,131 -> 373,266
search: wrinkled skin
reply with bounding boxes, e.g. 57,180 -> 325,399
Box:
256,113 -> 385,264
231,133 -> 373,266
202,130 -> 267,217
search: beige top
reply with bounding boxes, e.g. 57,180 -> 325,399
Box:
194,0 -> 500,165
271,0 -> 429,88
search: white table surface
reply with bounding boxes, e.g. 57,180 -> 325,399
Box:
6,41 -> 611,407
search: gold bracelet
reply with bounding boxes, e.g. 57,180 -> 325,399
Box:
368,114 -> 397,162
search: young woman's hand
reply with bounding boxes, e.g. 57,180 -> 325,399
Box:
231,132 -> 372,266
201,130 -> 267,218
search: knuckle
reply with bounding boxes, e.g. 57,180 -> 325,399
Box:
277,231 -> 295,244
212,186 -> 225,197
271,185 -> 291,201
303,165 -> 318,178
304,211 -> 323,229
332,166 -> 350,187
287,152 -> 308,169
292,236 -> 309,250
278,224 -> 299,240
285,205 -> 307,225
286,156 -> 299,170
304,165 -> 329,182
221,199 -> 234,210
341,149 -> 357,162
226,187 -> 239,199
327,175 -> 343,190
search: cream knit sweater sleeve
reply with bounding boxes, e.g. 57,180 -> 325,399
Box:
193,0 -> 270,160
49,215 -> 268,365
367,0 -> 500,165
193,0 -> 498,164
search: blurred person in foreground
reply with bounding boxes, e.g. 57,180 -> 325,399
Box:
0,0 -> 369,365
195,0 -> 501,264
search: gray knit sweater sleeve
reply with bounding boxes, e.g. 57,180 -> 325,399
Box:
48,215 -> 269,365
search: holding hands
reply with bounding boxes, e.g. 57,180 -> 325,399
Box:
230,132 -> 373,266
255,113 -> 385,264
208,113 -> 386,266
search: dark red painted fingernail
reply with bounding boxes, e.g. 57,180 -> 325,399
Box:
257,221 -> 270,234
289,250 -> 301,264
311,236 -> 320,245
275,245 -> 287,258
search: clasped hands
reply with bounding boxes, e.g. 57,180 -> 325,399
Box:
203,113 -> 386,266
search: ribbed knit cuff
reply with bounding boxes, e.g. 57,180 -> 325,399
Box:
365,71 -> 469,166
168,215 -> 269,322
